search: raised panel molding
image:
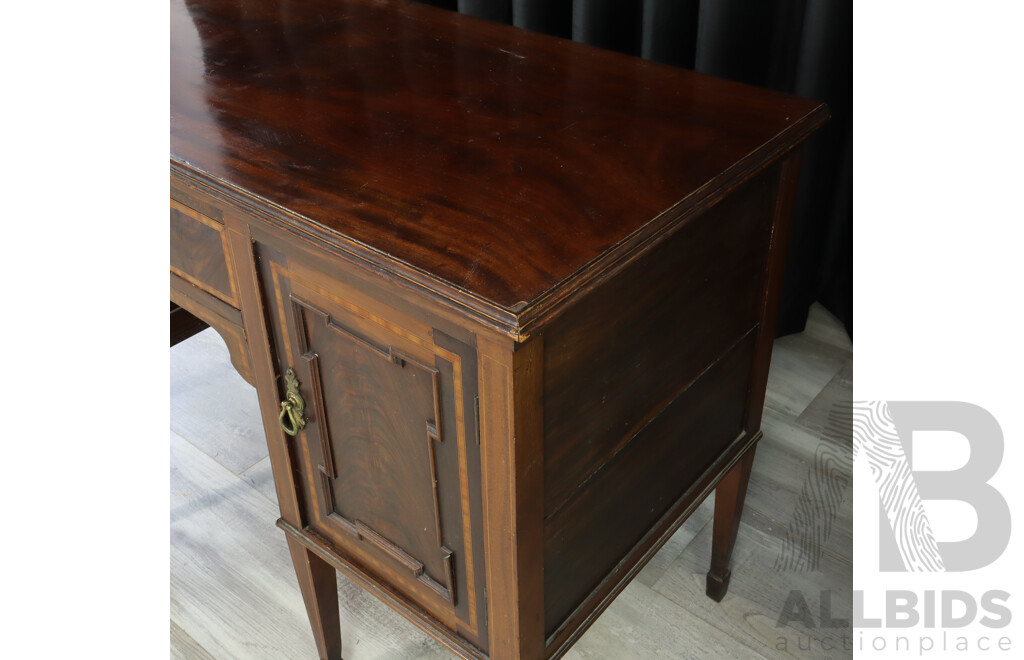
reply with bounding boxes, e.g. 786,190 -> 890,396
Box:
290,294 -> 458,606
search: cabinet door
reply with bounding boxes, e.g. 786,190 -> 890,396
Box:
257,244 -> 487,647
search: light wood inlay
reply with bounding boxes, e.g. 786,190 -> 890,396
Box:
435,344 -> 479,633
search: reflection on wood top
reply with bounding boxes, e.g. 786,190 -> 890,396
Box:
171,0 -> 827,325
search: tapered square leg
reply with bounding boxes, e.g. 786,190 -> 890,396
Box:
287,535 -> 343,660
706,445 -> 757,602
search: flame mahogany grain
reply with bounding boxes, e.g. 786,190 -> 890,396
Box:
171,0 -> 826,326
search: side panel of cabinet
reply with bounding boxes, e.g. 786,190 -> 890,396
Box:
254,239 -> 489,650
540,166 -> 778,637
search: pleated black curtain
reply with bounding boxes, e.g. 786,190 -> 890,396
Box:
415,0 -> 853,338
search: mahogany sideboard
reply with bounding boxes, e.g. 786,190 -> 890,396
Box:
170,0 -> 828,657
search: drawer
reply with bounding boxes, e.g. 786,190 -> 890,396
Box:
542,166 -> 776,517
170,199 -> 239,307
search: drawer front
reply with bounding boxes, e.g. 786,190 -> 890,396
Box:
257,244 -> 488,649
169,199 -> 238,307
542,167 -> 776,517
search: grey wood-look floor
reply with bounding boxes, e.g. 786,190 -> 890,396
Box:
171,304 -> 853,660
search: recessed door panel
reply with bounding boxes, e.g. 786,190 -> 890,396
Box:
294,294 -> 455,602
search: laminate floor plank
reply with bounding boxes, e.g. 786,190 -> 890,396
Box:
764,333 -> 849,420
563,581 -> 769,660
676,513 -> 852,623
649,521 -> 852,660
239,456 -> 278,506
170,430 -> 453,659
796,360 -> 853,435
171,429 -> 321,659
171,619 -> 217,660
744,414 -> 853,563
171,329 -> 268,475
802,305 -> 853,358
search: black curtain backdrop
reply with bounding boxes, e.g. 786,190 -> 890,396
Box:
414,0 -> 852,338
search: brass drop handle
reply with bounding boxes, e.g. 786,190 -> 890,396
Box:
278,368 -> 307,436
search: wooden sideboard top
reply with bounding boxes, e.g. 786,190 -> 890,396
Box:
171,0 -> 827,336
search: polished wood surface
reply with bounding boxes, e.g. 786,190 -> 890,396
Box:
170,1 -> 828,657
706,447 -> 758,602
287,534 -> 343,660
171,0 -> 826,326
